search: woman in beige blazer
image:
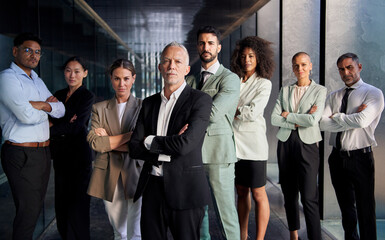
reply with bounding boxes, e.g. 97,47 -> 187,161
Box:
87,59 -> 142,240
271,52 -> 326,240
230,36 -> 274,240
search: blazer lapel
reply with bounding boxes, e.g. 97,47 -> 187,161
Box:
200,64 -> 224,91
105,98 -> 121,135
121,96 -> 137,132
287,84 -> 295,113
151,94 -> 161,134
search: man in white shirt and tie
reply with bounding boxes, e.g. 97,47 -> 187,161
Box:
320,53 -> 384,240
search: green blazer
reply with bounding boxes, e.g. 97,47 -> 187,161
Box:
271,80 -> 327,144
187,64 -> 240,164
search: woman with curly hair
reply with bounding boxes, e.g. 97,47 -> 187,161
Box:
230,36 -> 275,240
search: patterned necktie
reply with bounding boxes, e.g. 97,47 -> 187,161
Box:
198,71 -> 210,90
336,88 -> 353,149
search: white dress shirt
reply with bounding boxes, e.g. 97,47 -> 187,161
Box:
144,81 -> 186,176
320,79 -> 384,151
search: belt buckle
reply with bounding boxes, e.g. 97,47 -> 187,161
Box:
39,140 -> 49,147
362,146 -> 371,153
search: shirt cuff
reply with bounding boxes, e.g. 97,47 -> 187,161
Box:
331,113 -> 346,127
47,101 -> 65,118
144,135 -> 155,150
158,154 -> 171,162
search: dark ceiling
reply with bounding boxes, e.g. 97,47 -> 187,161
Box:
84,0 -> 270,65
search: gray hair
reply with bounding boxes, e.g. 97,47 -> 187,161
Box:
161,41 -> 190,65
337,53 -> 359,65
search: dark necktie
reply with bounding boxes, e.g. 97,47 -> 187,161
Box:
336,88 -> 353,149
198,71 -> 210,90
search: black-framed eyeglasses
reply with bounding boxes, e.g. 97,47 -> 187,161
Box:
19,47 -> 43,57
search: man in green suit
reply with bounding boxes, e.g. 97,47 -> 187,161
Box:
188,26 -> 240,240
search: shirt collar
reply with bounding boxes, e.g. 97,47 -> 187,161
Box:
345,78 -> 363,90
160,81 -> 186,102
11,62 -> 38,80
201,60 -> 220,75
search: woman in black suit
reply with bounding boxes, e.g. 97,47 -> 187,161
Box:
50,56 -> 95,240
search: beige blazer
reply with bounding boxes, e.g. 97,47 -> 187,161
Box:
233,74 -> 271,160
87,96 -> 142,202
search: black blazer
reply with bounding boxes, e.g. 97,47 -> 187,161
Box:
129,84 -> 212,210
50,85 -> 95,168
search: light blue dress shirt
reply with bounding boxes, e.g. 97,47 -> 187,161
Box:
0,62 -> 65,143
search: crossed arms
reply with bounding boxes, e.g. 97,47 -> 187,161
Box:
320,87 -> 383,132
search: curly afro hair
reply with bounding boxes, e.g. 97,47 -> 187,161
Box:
231,36 -> 275,80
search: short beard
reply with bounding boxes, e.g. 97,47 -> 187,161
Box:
200,53 -> 216,63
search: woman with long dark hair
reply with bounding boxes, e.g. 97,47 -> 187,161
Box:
50,56 -> 95,239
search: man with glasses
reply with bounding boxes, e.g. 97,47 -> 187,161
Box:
0,33 -> 65,240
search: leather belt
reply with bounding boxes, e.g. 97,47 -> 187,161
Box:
5,140 -> 50,147
340,146 -> 372,157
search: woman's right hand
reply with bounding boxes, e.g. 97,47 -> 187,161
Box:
95,128 -> 108,136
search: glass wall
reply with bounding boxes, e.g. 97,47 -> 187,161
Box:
0,0 -> 129,238
257,0 -> 281,165
281,0 -> 321,85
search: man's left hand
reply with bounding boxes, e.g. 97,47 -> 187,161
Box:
357,103 -> 367,113
46,96 -> 58,102
178,124 -> 188,135
29,101 -> 52,112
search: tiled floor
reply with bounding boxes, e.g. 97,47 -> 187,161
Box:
7,162 -> 383,240
322,219 -> 385,240
265,163 -> 336,240
267,163 -> 385,240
